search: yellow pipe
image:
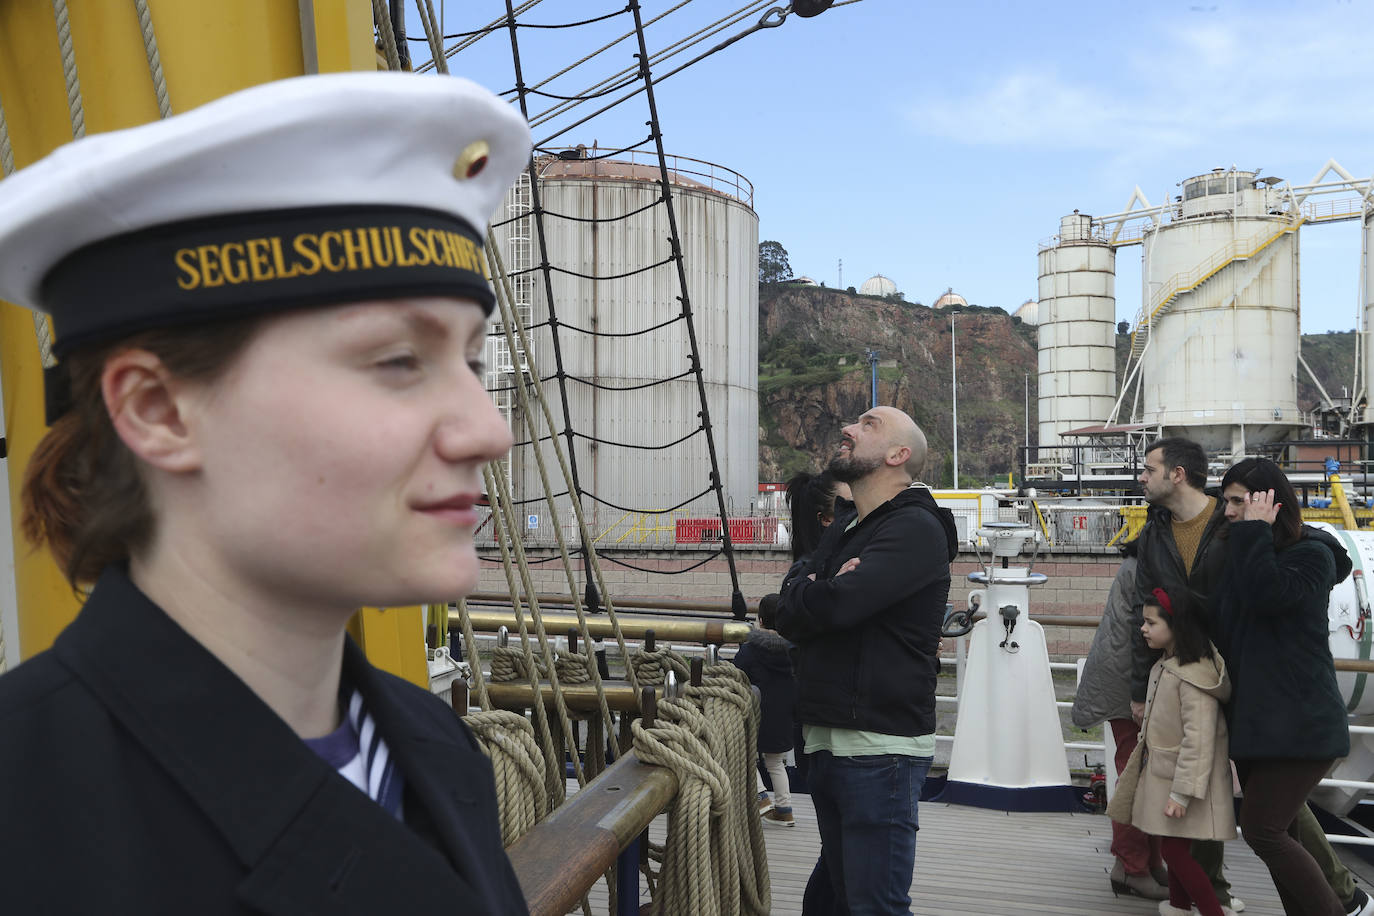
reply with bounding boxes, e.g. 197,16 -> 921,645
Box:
0,2 -> 392,667
1330,473 -> 1360,531
1031,500 -> 1052,545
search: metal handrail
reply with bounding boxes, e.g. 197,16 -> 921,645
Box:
463,605 -> 753,643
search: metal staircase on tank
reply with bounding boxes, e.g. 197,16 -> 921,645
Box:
1127,214 -> 1305,361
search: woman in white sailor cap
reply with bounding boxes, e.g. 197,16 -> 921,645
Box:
0,73 -> 531,914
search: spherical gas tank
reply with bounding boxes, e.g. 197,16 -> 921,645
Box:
1311,523 -> 1374,715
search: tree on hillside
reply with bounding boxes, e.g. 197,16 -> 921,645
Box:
759,240 -> 793,284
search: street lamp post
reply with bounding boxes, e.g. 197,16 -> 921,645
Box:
951,310 -> 959,488
865,348 -> 880,408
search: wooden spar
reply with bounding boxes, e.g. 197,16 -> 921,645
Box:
486,681 -> 660,712
463,608 -> 752,644
506,749 -> 677,916
0,1 -> 374,663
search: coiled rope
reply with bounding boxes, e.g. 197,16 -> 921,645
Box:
631,663 -> 770,916
464,710 -> 549,846
629,647 -> 691,687
489,645 -> 593,685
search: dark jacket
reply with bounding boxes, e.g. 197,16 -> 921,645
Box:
0,567 -> 528,915
1212,522 -> 1352,761
732,629 -> 797,753
1130,497 -> 1231,702
776,484 -> 957,737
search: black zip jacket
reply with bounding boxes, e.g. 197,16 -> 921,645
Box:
776,485 -> 957,737
1129,496 -> 1230,703
0,567 -> 527,915
1213,522 -> 1352,760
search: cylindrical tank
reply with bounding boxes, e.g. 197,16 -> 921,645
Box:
1036,213 -> 1118,448
489,150 -> 759,540
1360,204 -> 1374,426
1140,170 -> 1302,454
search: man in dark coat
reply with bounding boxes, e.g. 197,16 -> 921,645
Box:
776,406 -> 957,915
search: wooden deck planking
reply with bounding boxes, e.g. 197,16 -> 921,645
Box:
581,785 -> 1320,915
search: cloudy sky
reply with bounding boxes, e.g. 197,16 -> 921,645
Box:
410,0 -> 1373,332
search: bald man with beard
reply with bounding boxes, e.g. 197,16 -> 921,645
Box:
777,407 -> 958,915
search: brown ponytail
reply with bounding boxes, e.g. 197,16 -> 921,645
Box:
20,317 -> 264,586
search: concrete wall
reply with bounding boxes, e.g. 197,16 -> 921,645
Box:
476,547 -> 1120,660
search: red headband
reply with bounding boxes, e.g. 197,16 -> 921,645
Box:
1151,587 -> 1174,618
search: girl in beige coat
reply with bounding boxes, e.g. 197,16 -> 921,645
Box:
1107,587 -> 1236,916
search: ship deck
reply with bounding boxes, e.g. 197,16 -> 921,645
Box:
587,787 -> 1374,915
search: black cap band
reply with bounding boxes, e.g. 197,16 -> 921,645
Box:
43,205 -> 493,357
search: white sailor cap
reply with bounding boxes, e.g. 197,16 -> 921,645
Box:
0,71 -> 531,358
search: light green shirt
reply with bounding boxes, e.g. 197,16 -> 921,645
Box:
803,725 -> 936,758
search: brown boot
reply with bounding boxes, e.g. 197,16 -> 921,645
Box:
762,807 -> 794,827
1111,859 -> 1169,900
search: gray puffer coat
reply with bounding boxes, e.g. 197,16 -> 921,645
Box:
1071,549 -> 1137,729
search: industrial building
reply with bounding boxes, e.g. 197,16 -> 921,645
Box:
1029,161 -> 1373,490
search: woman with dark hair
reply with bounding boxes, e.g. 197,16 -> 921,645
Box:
0,74 -> 531,913
785,469 -> 845,563
1213,457 -> 1351,916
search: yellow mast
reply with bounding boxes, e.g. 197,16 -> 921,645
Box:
0,2 -> 429,682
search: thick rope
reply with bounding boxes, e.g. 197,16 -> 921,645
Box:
486,237 -> 642,704
632,698 -> 736,916
415,0 -> 545,73
371,0 -> 403,71
629,647 -> 691,687
52,0 -> 86,140
38,0 -> 88,373
691,664 -> 770,914
0,92 -> 14,176
529,0 -> 771,131
133,0 -> 172,118
629,662 -> 770,915
489,645 -> 592,684
475,478 -> 561,804
481,466 -> 574,806
413,0 -> 447,74
488,459 -> 587,775
465,710 -> 549,846
457,597 -> 492,711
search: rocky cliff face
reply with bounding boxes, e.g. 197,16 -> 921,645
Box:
758,286 -> 1038,484
757,286 -> 1359,485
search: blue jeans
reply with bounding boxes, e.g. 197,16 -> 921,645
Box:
806,750 -> 932,916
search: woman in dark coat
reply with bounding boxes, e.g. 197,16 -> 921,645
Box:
0,73 -> 531,914
733,595 -> 799,825
1213,457 -> 1352,916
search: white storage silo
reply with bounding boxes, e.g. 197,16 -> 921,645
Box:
489,150 -> 759,539
1139,170 -> 1302,454
1036,213 -> 1118,448
1361,204 -> 1374,426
